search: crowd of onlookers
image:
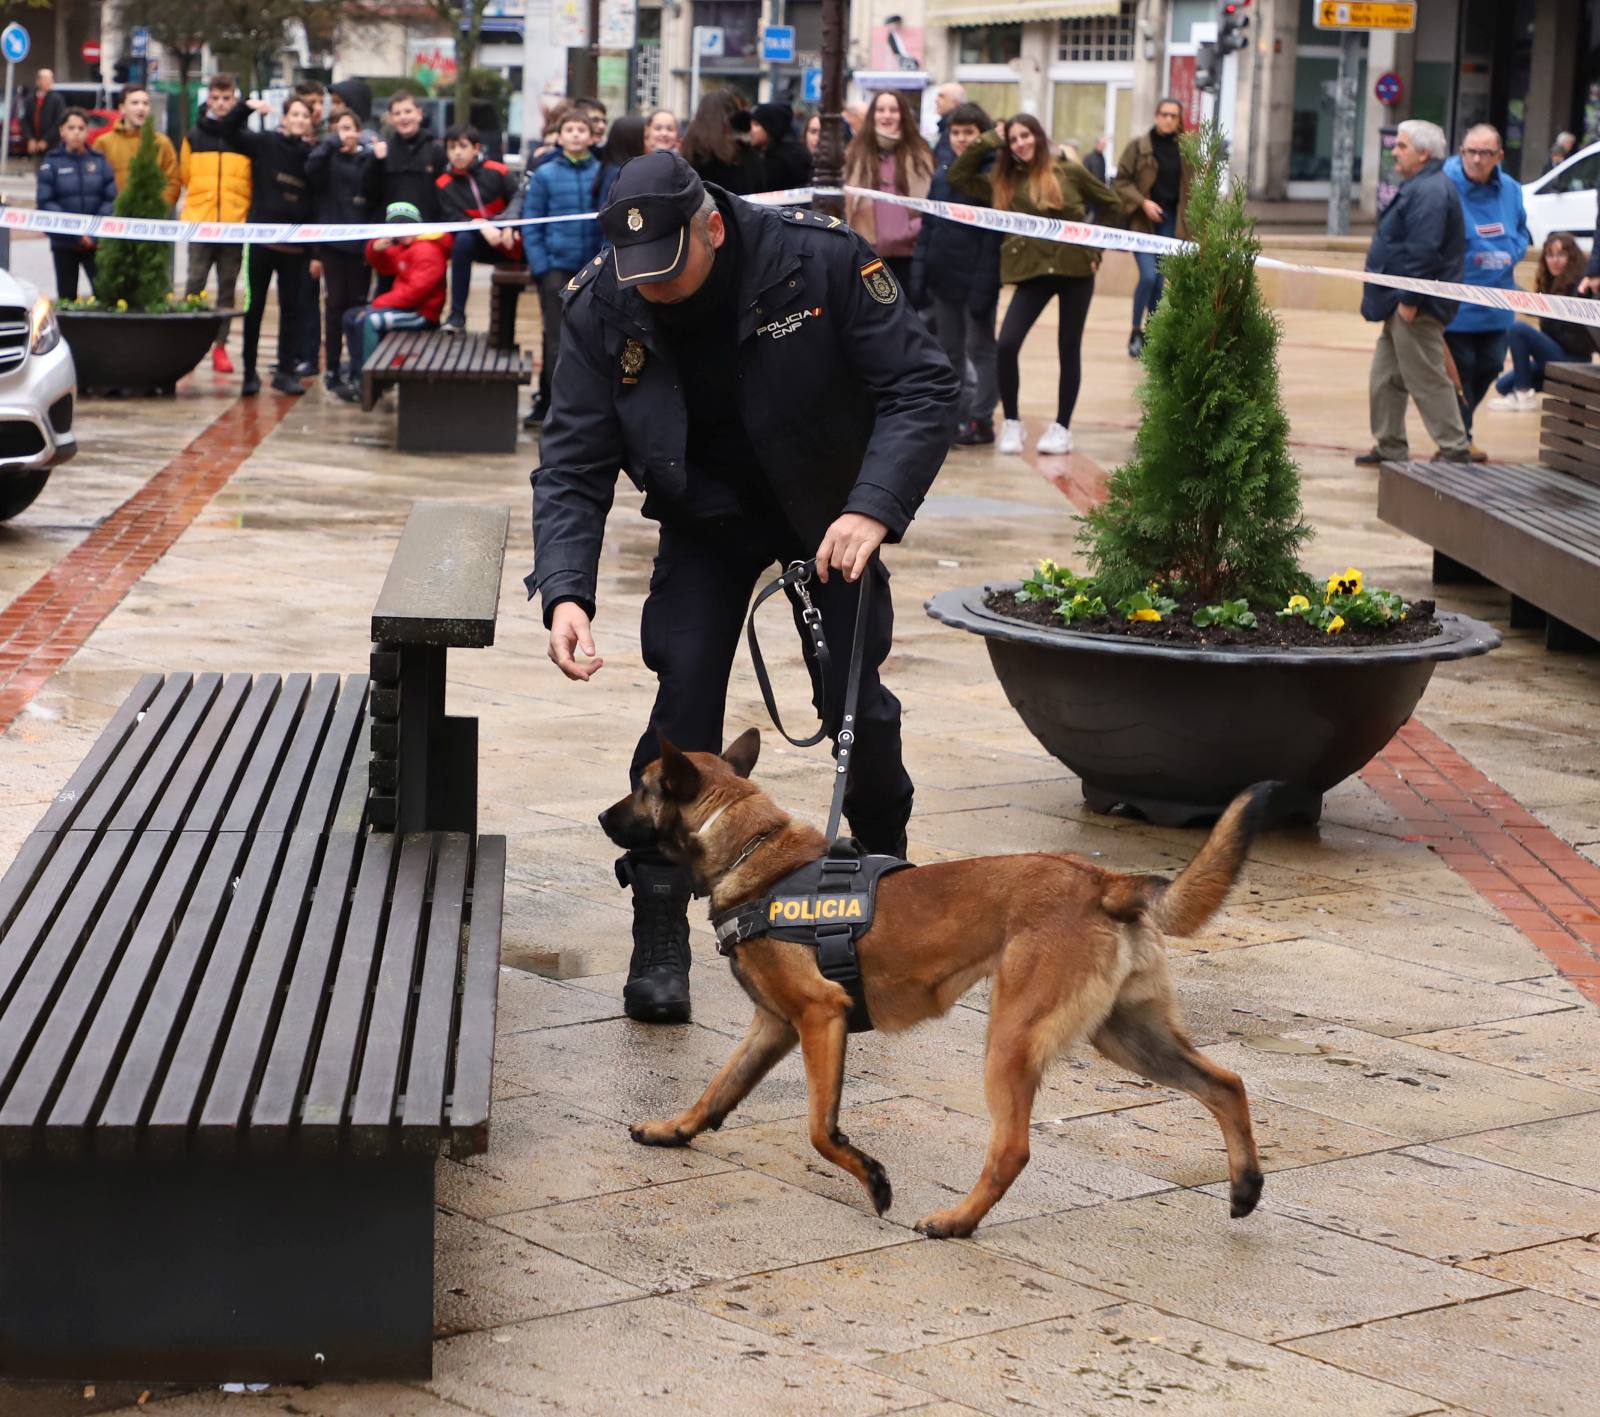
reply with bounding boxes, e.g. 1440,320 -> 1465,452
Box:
30,65 -> 1584,455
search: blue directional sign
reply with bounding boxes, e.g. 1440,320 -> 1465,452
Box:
130,25 -> 149,58
802,65 -> 821,103
761,25 -> 796,63
1,24 -> 30,65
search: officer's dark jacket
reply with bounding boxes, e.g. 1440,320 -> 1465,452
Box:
528,191 -> 960,622
1361,156 -> 1464,326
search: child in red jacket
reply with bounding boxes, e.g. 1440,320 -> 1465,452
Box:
334,200 -> 451,402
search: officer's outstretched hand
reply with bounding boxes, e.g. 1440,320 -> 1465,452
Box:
815,513 -> 889,584
549,602 -> 604,681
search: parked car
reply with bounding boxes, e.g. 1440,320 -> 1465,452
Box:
0,269 -> 79,522
1524,142 -> 1600,251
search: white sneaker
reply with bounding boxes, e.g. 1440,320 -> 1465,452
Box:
998,419 -> 1026,455
1036,421 -> 1073,454
1487,389 -> 1538,411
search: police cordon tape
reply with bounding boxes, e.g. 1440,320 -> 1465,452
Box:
12,179 -> 1598,330
832,185 -> 1600,332
0,185 -> 815,252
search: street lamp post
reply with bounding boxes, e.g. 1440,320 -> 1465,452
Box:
812,0 -> 845,218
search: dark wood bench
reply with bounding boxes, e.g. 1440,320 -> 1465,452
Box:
488,265 -> 532,352
1378,362 -> 1600,651
0,502 -> 510,1383
362,330 -> 532,455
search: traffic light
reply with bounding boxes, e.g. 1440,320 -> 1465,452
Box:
112,59 -> 130,84
1195,40 -> 1220,93
1219,0 -> 1252,54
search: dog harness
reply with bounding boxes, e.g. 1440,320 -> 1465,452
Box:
712,839 -> 913,1033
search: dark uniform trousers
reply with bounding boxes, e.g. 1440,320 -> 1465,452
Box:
627,521 -> 913,859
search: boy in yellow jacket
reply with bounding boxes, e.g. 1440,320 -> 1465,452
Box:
94,85 -> 182,203
178,73 -> 254,372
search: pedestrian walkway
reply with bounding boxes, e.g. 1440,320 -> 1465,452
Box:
1,302 -> 1597,1416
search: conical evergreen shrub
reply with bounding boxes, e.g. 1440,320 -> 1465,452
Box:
1080,123 -> 1312,604
94,121 -> 174,313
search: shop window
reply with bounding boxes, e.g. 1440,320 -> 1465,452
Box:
1052,82 -> 1107,149
1058,3 -> 1134,63
958,24 -> 1022,64
691,0 -> 759,59
963,82 -> 1020,122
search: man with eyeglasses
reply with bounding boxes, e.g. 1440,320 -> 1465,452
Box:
1442,124 -> 1529,459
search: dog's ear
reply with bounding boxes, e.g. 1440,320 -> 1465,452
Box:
722,727 -> 760,779
657,735 -> 702,801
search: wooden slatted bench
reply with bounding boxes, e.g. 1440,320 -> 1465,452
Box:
362,330 -> 532,455
1379,363 -> 1600,651
0,502 -> 510,1383
488,265 -> 532,352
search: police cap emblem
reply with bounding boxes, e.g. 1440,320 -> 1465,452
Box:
859,258 -> 898,305
621,339 -> 646,377
626,207 -> 644,233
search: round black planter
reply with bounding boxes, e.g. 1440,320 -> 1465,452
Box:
57,308 -> 241,396
926,583 -> 1501,827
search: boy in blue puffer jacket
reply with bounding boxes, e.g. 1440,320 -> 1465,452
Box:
522,105 -> 611,426
37,108 -> 118,300
1443,124 -> 1530,456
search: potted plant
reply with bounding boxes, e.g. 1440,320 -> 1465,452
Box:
55,121 -> 239,396
926,124 -> 1499,827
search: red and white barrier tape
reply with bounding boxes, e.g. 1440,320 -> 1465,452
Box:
15,179 -> 1589,328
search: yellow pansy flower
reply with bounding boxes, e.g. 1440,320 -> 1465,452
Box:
1129,607 -> 1162,623
1286,594 -> 1310,612
1325,615 -> 1346,634
1326,567 -> 1363,599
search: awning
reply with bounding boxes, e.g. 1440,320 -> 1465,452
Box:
927,0 -> 1120,24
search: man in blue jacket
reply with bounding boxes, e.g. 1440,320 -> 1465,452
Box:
1357,120 -> 1471,466
36,109 -> 117,300
1443,125 -> 1530,459
522,107 -> 611,426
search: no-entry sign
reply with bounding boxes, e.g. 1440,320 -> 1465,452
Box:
80,38 -> 101,64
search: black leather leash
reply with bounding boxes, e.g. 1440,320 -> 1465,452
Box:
746,554 -> 875,838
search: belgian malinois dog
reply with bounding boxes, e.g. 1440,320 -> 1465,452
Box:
601,729 -> 1268,1238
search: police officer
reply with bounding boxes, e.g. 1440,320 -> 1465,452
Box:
530,151 -> 958,1024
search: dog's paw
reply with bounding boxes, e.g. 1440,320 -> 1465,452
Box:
862,1155 -> 892,1217
1230,1168 -> 1264,1219
914,1208 -> 975,1240
630,1119 -> 692,1148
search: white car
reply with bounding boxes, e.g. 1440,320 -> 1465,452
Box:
0,267 -> 77,522
1523,143 -> 1600,252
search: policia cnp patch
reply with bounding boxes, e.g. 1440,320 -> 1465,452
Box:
859,258 -> 898,305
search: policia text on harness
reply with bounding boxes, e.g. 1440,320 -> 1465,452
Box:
712,557 -> 912,1032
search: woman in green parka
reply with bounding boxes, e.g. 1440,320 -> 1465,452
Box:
948,113 -> 1117,457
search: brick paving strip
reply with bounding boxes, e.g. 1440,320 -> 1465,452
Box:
1022,432 -> 1600,1004
0,397 -> 292,735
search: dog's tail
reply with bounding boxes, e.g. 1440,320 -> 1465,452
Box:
1102,783 -> 1275,937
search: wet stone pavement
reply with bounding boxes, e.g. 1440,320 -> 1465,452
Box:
1,291 -> 1599,1416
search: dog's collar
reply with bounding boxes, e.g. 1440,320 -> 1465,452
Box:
725,828 -> 774,876
695,802 -> 730,837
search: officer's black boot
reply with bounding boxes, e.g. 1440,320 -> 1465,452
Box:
617,856 -> 693,1024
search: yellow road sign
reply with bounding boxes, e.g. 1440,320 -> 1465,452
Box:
1313,1 -> 1418,30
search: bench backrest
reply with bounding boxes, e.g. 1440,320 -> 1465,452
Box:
372,502 -> 509,648
1539,363 -> 1600,488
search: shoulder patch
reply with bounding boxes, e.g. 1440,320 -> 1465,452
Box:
563,257 -> 603,297
784,207 -> 848,232
858,257 -> 898,305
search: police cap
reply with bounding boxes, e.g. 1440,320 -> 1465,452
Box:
598,151 -> 706,287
